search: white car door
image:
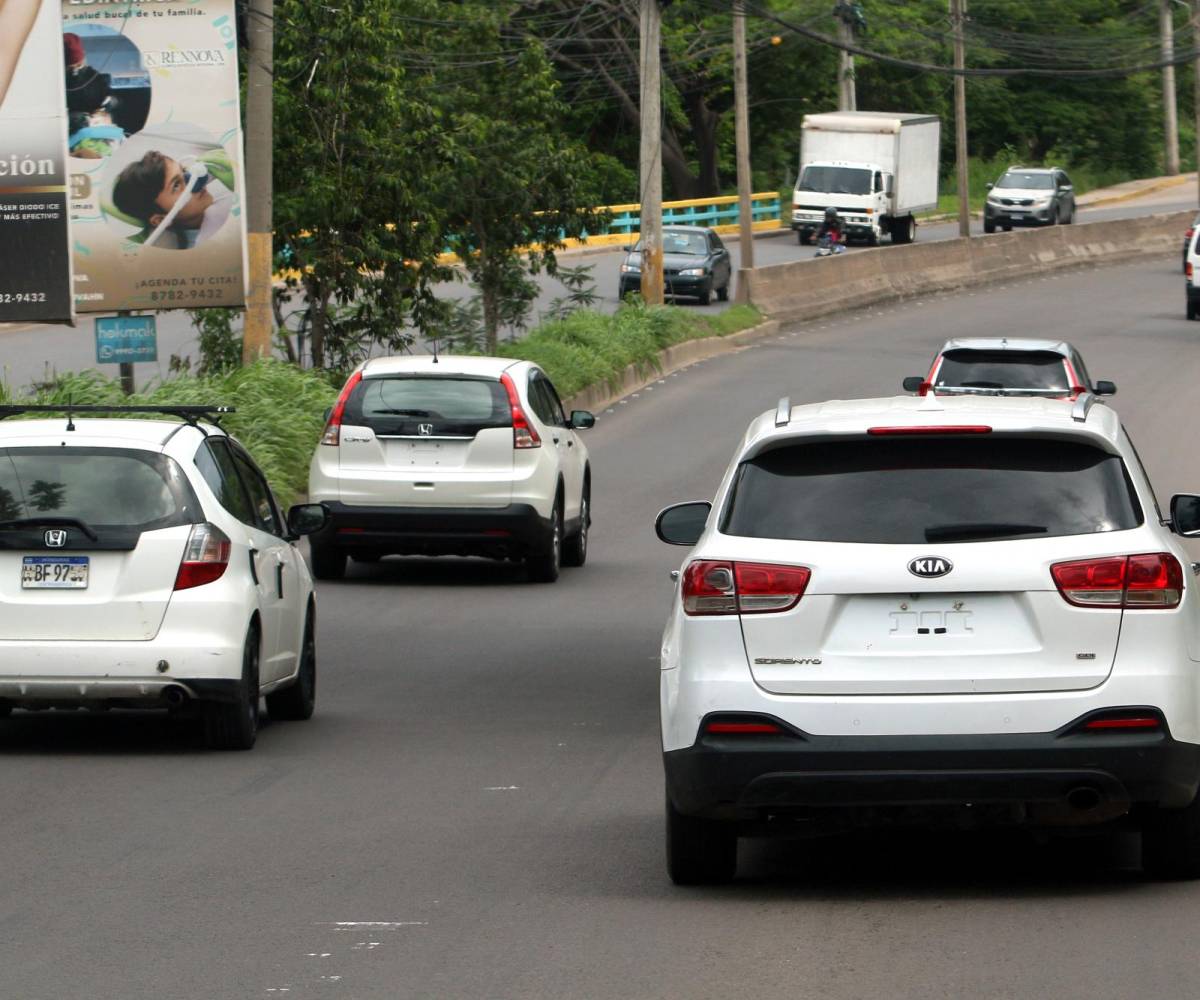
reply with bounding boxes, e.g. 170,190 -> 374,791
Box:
528,371 -> 582,520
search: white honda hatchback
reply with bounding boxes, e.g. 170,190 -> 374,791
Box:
657,392 -> 1200,883
307,355 -> 594,582
0,405 -> 329,750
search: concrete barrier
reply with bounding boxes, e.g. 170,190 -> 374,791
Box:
747,210 -> 1191,324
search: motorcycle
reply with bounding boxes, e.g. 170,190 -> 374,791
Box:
813,232 -> 847,258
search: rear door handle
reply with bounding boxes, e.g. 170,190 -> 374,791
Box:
248,548 -> 260,584
275,561 -> 284,599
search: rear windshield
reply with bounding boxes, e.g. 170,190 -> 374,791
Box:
721,437 -> 1141,544
798,165 -> 871,196
344,375 -> 510,437
935,350 -> 1070,392
0,448 -> 199,530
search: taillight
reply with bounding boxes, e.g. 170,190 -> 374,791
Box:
1084,715 -> 1161,731
1189,261 -> 1194,280
175,523 -> 231,591
500,372 -> 541,449
705,718 -> 784,735
320,370 -> 363,447
1051,553 -> 1183,609
681,560 -> 810,616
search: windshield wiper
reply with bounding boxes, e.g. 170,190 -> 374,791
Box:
0,516 -> 99,541
959,380 -> 1006,389
925,522 -> 1048,542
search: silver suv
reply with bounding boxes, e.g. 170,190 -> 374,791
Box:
984,167 -> 1076,232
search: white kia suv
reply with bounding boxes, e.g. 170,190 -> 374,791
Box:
0,405 -> 329,750
307,356 -> 594,583
656,392 -> 1200,883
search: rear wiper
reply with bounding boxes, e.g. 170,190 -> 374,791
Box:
0,516 -> 99,541
372,408 -> 431,416
925,522 -> 1048,542
958,381 -> 1006,389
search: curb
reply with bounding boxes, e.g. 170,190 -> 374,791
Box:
1077,173 -> 1195,210
562,319 -> 781,414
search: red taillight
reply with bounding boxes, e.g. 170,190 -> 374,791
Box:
681,560 -> 810,616
1051,553 -> 1183,609
1084,716 -> 1161,731
174,523 -> 231,591
500,372 -> 541,450
867,425 -> 992,436
1189,261 -> 1194,280
706,720 -> 783,735
917,381 -> 933,396
320,370 -> 363,447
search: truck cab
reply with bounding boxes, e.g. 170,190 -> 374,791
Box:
792,160 -> 893,245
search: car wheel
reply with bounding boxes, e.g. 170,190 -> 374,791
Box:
716,281 -> 730,302
696,283 -> 711,307
527,498 -> 562,583
666,792 -> 736,885
796,231 -> 808,246
266,608 -> 316,722
1188,300 -> 1197,321
351,552 -> 381,564
309,541 -> 346,581
563,484 -> 590,568
1003,222 -> 1013,232
203,626 -> 260,751
1142,791 -> 1200,879
984,219 -> 996,234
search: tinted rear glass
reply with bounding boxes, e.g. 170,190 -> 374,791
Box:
935,350 -> 1070,392
721,437 -> 1141,544
345,376 -> 509,436
0,448 -> 199,529
798,165 -> 871,195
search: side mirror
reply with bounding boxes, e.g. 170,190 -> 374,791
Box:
1094,380 -> 1117,396
569,410 -> 595,430
622,245 -> 633,253
902,375 -> 925,393
287,503 -> 329,538
1172,495 -> 1200,537
986,182 -> 994,190
655,501 -> 712,546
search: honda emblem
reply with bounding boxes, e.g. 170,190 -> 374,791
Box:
44,529 -> 67,548
417,423 -> 434,437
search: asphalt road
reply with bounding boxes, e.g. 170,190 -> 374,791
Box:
2,252 -> 1200,999
1,185 -> 1196,393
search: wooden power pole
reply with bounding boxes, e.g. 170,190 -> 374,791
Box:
639,0 -> 664,306
733,0 -> 754,298
1163,0 -> 1181,176
242,0 -> 275,364
1194,0 -> 1200,205
836,17 -> 856,110
951,0 -> 970,238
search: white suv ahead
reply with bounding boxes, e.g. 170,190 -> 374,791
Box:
307,356 -> 594,583
0,405 -> 329,750
656,392 -> 1200,883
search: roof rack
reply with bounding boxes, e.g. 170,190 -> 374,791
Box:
1071,391 -> 1096,423
0,404 -> 235,433
775,396 -> 791,427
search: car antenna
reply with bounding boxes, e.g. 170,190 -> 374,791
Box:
66,396 -> 75,433
431,336 -> 439,364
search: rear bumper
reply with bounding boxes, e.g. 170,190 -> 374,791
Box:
664,714 -> 1200,827
312,501 -> 552,558
1187,281 -> 1200,304
0,676 -> 242,708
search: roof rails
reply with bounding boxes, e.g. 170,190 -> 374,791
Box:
775,396 -> 791,427
0,404 -> 235,434
1071,391 -> 1097,423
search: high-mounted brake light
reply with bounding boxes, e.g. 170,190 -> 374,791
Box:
320,370 -> 363,446
1051,553 -> 1183,609
867,425 -> 992,436
681,560 -> 810,616
500,372 -> 541,450
174,523 -> 231,591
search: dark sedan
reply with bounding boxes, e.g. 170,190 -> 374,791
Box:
618,226 -> 733,306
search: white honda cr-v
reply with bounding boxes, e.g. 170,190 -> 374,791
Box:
307,355 -> 594,583
0,405 -> 329,750
657,392 -> 1200,883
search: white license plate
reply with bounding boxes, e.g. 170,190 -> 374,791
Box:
21,556 -> 89,589
1010,213 -> 1025,220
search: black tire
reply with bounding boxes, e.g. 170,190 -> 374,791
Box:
696,283 -> 711,307
203,627 -> 260,751
984,219 -> 996,234
666,793 -> 737,885
526,498 -> 562,583
1003,222 -> 1013,233
1188,300 -> 1197,321
796,230 -> 807,246
266,609 -> 316,722
1142,791 -> 1200,879
309,540 -> 346,581
716,281 -> 730,302
351,552 -> 381,564
563,483 -> 590,568
866,229 -> 879,247
0,702 -> 12,719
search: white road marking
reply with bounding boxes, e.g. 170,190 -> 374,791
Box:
485,785 -> 520,791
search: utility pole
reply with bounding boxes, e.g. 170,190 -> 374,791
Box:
733,0 -> 754,297
950,0 -> 970,238
1193,0 -> 1200,204
638,0 -> 664,306
1163,0 -> 1181,176
241,0 -> 275,364
833,1 -> 858,111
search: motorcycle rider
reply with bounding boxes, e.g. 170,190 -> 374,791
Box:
817,206 -> 846,246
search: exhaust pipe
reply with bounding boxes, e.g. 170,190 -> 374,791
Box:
162,685 -> 188,708
1066,786 -> 1102,812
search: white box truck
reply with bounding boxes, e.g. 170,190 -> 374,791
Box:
791,111 -> 941,246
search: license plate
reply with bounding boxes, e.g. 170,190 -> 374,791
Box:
21,556 -> 89,589
1010,213 -> 1025,220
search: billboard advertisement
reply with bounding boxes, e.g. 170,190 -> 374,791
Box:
0,0 -> 74,323
63,0 -> 247,313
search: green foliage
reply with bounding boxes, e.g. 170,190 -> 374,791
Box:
544,265 -> 601,321
496,302 -> 763,398
178,308 -> 243,376
0,363 -> 337,508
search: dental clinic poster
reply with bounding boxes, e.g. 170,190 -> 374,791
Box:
0,0 -> 74,323
63,0 -> 247,312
